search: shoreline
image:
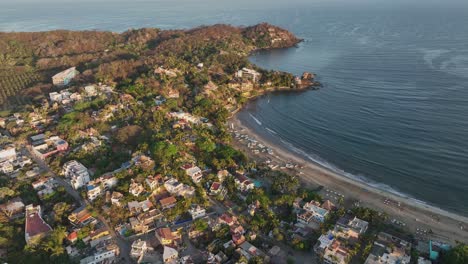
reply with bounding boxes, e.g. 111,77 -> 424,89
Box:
229,108 -> 468,244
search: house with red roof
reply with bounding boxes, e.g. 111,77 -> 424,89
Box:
67,231 -> 78,243
68,206 -> 95,226
234,174 -> 255,192
209,182 -> 227,198
155,227 -> 181,247
181,164 -> 203,183
159,196 -> 177,210
218,213 -> 237,226
25,205 -> 52,245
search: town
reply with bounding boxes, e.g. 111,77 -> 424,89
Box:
0,24 -> 466,264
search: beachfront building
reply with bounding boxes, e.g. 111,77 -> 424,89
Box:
52,67 -> 79,87
303,201 -> 329,223
234,174 -> 255,192
335,216 -> 369,241
323,240 -> 350,264
63,160 -> 90,189
314,231 -> 335,255
25,205 -> 52,245
364,232 -> 411,264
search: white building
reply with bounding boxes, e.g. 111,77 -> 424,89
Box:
80,248 -> 117,264
235,67 -> 261,82
181,164 -> 203,183
164,178 -> 195,197
86,175 -> 118,201
131,239 -> 148,259
188,205 -> 206,220
163,246 -> 178,263
63,160 -> 90,189
0,146 -> 16,162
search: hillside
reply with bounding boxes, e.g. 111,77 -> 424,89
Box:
0,23 -> 302,111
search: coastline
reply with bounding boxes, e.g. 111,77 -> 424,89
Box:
229,104 -> 468,244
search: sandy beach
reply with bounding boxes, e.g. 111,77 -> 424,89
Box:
229,114 -> 468,244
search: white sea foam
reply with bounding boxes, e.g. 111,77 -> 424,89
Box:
265,127 -> 277,135
249,113 -> 262,126
276,136 -> 415,200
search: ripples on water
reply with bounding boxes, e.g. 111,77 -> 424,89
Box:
1,0 -> 468,215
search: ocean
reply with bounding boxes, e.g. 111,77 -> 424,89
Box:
1,0 -> 467,215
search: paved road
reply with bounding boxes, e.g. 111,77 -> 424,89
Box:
24,147 -> 133,263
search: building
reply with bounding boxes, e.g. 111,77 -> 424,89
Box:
314,231 -> 335,255
235,68 -> 261,82
32,177 -> 56,199
303,201 -> 329,223
80,241 -> 119,264
68,207 -> 95,226
130,239 -> 149,259
164,178 -> 195,197
52,67 -> 79,86
323,240 -> 350,264
0,197 -> 25,218
0,145 -> 16,162
237,241 -> 266,261
25,205 -> 52,245
110,191 -> 124,206
129,180 -> 145,196
0,161 -> 14,174
188,205 -> 206,220
159,196 -> 177,210
364,232 -> 411,264
335,216 -> 369,241
163,246 -> 179,263
235,174 -> 255,192
297,210 -> 315,225
218,213 -> 237,226
30,134 -> 69,159
130,209 -> 162,234
209,182 -> 227,197
87,185 -> 103,202
63,160 -> 90,189
321,200 -> 336,211
181,164 -> 203,183
145,174 -> 163,191
86,175 -> 118,201
156,228 -> 181,246
128,199 -> 153,215
217,170 -> 230,182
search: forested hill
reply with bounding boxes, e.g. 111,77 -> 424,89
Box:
0,23 -> 300,109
